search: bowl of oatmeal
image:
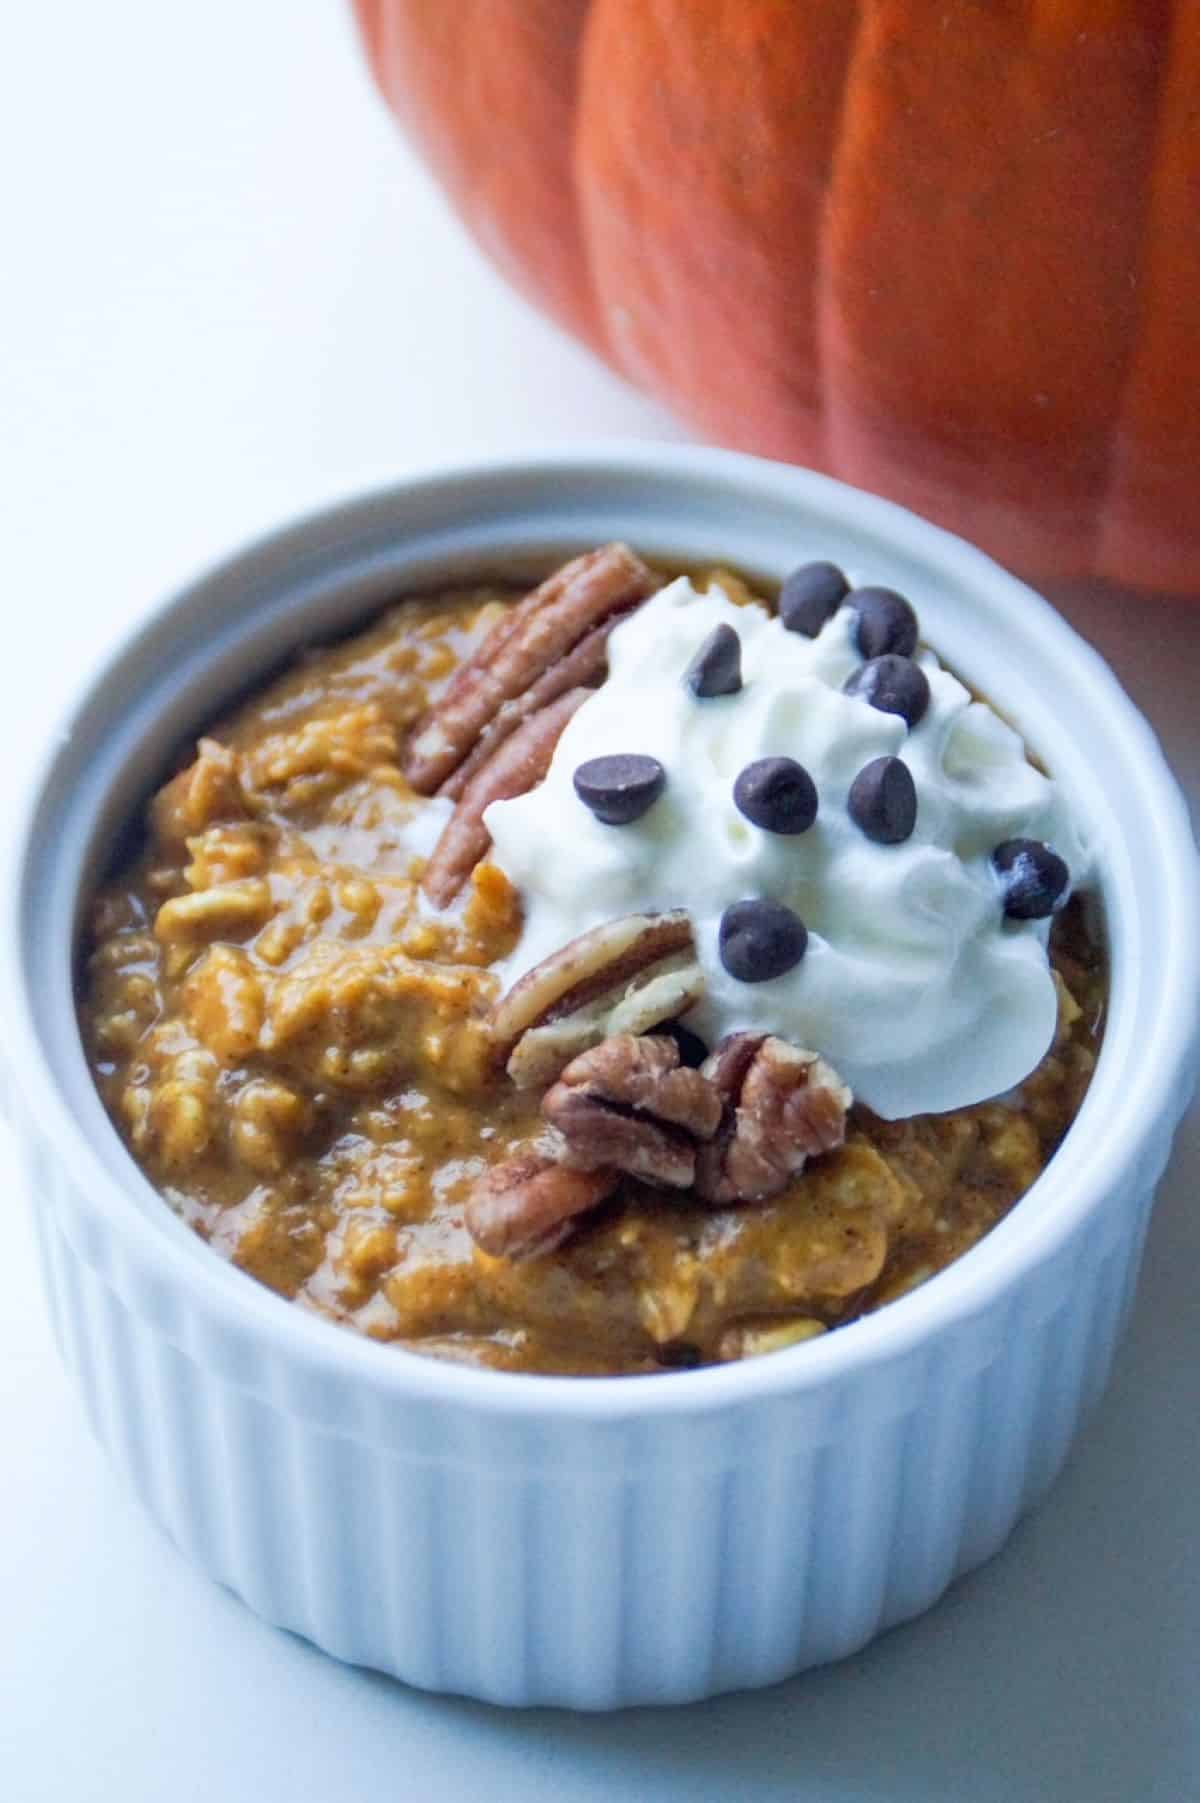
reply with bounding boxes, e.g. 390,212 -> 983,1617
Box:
4,447 -> 1196,1705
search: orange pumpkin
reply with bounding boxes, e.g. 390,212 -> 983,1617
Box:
353,1 -> 1200,594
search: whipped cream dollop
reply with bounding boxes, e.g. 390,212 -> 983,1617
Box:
485,577 -> 1089,1118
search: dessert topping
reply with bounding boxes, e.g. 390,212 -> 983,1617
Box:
847,755 -> 918,845
404,541 -> 656,795
487,575 -> 1088,1117
651,1018 -> 710,1068
695,1033 -> 851,1204
543,1033 -> 723,1188
490,910 -> 703,1089
462,1025 -> 853,1256
849,587 -> 919,659
421,687 -> 589,906
573,753 -> 666,825
437,611 -> 632,803
780,560 -> 850,636
685,622 -> 743,698
733,756 -> 818,835
718,899 -> 809,983
992,838 -> 1070,920
464,1143 -> 618,1260
843,653 -> 931,726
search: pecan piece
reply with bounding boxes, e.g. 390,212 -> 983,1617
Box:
695,1034 -> 852,1204
421,686 -> 589,907
491,911 -> 705,1088
404,544 -> 656,795
438,610 -> 636,802
543,1034 -> 723,1189
465,1139 -> 618,1260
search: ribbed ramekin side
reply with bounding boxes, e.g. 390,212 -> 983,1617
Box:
20,1096 -> 1170,1708
942,1160 -> 1151,1585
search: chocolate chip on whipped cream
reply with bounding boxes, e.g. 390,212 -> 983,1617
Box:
685,622 -> 743,698
719,899 -> 809,983
847,755 -> 918,845
733,757 -> 818,835
779,561 -> 849,637
485,571 -> 1088,1119
843,653 -> 931,727
992,838 -> 1070,920
849,586 -> 919,659
573,752 -> 666,825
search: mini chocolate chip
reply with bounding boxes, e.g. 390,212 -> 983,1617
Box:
652,1019 -> 711,1068
656,1341 -> 703,1369
843,654 -> 931,727
850,587 -> 919,659
779,561 -> 850,637
685,623 -> 742,697
847,756 -> 917,844
718,899 -> 808,983
992,839 -> 1070,920
733,757 -> 818,835
573,753 -> 666,825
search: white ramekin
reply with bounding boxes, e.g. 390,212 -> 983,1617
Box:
4,446 -> 1197,1709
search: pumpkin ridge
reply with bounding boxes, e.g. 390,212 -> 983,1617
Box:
1096,0 -> 1200,588
815,0 -> 872,481
568,0 -> 616,363
1089,0 -> 1174,581
575,0 -> 862,464
818,0 -> 1168,584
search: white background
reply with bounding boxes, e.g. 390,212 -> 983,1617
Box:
2,5 -> 1197,1799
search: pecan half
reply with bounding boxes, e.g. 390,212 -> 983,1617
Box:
438,610 -> 636,802
421,687 -> 589,907
543,1034 -> 723,1188
465,1138 -> 618,1260
491,911 -> 704,1088
694,1034 -> 852,1204
405,544 -> 657,795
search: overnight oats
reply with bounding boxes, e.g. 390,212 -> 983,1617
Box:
79,545 -> 1104,1375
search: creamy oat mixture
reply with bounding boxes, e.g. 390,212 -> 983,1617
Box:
79,551 -> 1104,1375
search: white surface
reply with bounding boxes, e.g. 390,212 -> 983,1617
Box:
0,1 -> 1196,1796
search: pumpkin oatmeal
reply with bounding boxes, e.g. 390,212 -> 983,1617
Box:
80,548 -> 1104,1375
